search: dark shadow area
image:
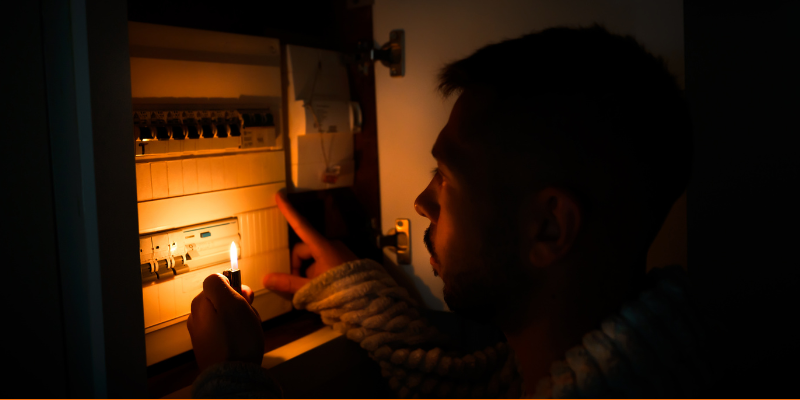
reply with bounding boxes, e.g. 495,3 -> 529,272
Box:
685,1 -> 800,397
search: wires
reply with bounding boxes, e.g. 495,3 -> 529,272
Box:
303,56 -> 336,175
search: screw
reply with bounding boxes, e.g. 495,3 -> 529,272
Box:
397,220 -> 404,227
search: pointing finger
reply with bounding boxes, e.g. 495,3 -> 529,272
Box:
275,191 -> 328,251
263,272 -> 310,294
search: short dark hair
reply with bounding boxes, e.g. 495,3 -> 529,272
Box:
438,25 -> 691,248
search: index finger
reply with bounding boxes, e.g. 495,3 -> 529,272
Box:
275,191 -> 328,249
263,272 -> 310,294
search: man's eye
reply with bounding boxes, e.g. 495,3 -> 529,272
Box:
431,167 -> 439,176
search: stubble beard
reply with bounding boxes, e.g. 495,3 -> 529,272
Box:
435,220 -> 527,324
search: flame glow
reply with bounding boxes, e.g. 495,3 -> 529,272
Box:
230,241 -> 238,272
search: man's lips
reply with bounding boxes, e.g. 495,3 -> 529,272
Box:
430,256 -> 441,276
424,225 -> 440,275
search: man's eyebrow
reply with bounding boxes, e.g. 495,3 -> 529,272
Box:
431,144 -> 448,165
431,142 -> 460,174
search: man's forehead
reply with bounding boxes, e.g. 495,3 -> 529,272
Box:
431,87 -> 494,164
432,91 -> 492,175
432,114 -> 468,171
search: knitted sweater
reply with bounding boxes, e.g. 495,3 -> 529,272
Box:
192,260 -> 707,398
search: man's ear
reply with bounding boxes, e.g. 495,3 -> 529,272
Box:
529,188 -> 582,267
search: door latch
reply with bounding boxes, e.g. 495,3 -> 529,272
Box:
377,218 -> 410,264
357,29 -> 405,77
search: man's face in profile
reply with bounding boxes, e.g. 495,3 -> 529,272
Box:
414,88 -> 530,321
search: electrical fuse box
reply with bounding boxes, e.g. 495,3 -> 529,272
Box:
129,21 -> 292,366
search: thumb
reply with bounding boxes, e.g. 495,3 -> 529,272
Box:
241,285 -> 255,305
263,273 -> 310,294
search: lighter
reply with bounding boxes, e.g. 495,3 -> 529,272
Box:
224,241 -> 242,296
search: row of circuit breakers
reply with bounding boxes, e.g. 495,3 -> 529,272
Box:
134,109 -> 274,141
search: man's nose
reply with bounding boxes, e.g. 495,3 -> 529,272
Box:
414,186 -> 439,222
413,199 -> 426,218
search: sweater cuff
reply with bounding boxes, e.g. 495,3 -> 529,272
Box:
191,361 -> 282,399
292,258 -> 404,311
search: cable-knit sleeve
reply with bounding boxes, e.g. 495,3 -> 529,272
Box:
293,259 -> 520,398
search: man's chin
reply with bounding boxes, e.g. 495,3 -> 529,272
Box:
442,286 -> 498,324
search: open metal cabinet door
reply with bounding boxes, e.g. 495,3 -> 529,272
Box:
38,0 -> 146,396
372,0 -> 686,311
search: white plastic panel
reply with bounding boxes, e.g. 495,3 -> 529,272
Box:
137,182 -> 283,234
223,156 -> 237,189
150,161 -> 168,199
181,159 -> 198,195
196,157 -> 212,193
135,163 -> 153,201
134,151 -> 285,203
130,58 -> 281,99
166,160 -> 183,197
211,157 -> 225,191
238,207 -> 289,258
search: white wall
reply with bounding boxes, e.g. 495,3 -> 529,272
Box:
374,0 -> 685,310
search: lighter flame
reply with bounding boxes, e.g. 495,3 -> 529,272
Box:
230,241 -> 238,272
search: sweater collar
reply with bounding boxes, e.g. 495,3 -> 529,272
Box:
530,266 -> 709,398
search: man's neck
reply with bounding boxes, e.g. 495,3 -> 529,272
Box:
499,259 -> 644,395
